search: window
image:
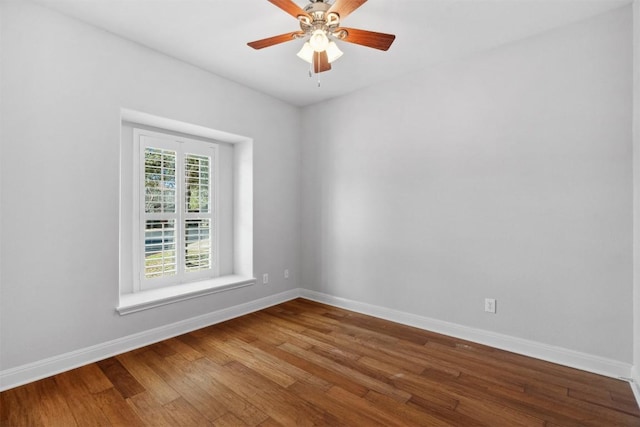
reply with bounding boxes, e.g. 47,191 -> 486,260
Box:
133,129 -> 219,291
118,110 -> 254,315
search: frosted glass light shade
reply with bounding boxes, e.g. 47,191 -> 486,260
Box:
309,29 -> 329,52
326,41 -> 343,63
296,42 -> 313,63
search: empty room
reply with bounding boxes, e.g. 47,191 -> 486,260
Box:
1,0 -> 640,425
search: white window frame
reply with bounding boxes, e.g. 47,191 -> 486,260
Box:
132,128 -> 220,292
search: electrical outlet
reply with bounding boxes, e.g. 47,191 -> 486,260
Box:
485,298 -> 496,314
262,273 -> 269,284
284,269 -> 289,279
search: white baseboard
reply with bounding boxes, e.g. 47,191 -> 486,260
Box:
631,366 -> 640,406
300,289 -> 634,381
0,289 -> 300,392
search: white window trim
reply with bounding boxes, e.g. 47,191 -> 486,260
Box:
132,129 -> 220,291
118,109 -> 255,316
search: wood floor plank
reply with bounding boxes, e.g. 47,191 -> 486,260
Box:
523,382 -> 640,425
363,389 -> 457,427
166,351 -> 272,426
53,369 -> 112,426
202,337 -> 298,388
140,349 -> 230,422
253,337 -> 369,396
175,332 -> 235,365
212,412 -> 250,427
199,320 -> 260,344
222,337 -> 332,389
126,392 -> 177,426
162,397 -> 213,426
278,341 -> 412,402
447,373 -> 630,427
454,394 -> 546,427
568,387 -> 640,417
306,326 -> 435,374
327,385 -> 448,427
287,380 -> 387,427
320,310 -> 431,346
143,349 -> 267,425
257,418 -> 286,427
96,357 -> 145,399
305,326 -> 433,376
92,387 -> 145,426
162,336 -> 204,361
117,351 -> 180,405
0,385 -> 45,426
421,338 -> 617,397
0,379 -> 78,426
196,358 -> 329,426
612,390 -> 640,409
234,313 -> 315,349
1,298 -> 638,426
29,378 -> 78,426
74,363 -> 114,394
400,365 -> 597,426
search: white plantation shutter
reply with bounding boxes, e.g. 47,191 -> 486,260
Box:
184,153 -> 212,273
134,130 -> 218,291
143,147 -> 177,280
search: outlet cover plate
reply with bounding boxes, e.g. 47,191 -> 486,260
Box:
485,298 -> 496,313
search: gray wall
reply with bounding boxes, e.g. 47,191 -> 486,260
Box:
301,6 -> 633,362
0,0 -> 301,370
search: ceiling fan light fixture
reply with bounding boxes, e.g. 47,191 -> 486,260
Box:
296,41 -> 314,63
326,41 -> 343,63
309,29 -> 329,52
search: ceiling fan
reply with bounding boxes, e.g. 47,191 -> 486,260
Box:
247,0 -> 396,73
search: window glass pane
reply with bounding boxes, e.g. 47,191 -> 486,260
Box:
185,154 -> 210,213
185,219 -> 211,272
144,220 -> 176,278
145,148 -> 176,213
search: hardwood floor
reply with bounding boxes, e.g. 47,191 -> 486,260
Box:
2,298 -> 639,426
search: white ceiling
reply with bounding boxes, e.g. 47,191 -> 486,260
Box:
31,0 -> 631,106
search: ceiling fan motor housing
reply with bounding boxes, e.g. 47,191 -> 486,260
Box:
300,1 -> 340,38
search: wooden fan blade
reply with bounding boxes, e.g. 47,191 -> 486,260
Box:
327,0 -> 367,20
313,51 -> 331,73
339,28 -> 396,51
248,31 -> 304,49
268,0 -> 310,19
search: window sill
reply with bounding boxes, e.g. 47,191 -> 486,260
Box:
117,275 -> 256,315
